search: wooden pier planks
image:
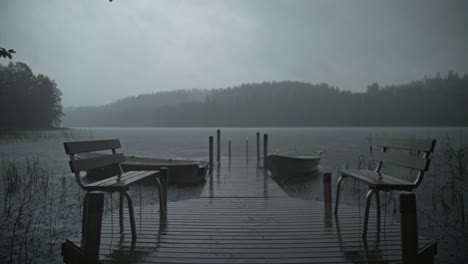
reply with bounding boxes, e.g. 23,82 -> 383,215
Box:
63,158 -> 436,263
200,160 -> 287,198
67,198 -> 434,263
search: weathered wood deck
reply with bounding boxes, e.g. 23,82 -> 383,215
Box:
62,159 -> 436,263
201,160 -> 287,198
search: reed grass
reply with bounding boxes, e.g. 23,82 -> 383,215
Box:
0,158 -> 83,263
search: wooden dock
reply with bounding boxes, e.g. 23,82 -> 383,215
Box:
62,159 -> 437,263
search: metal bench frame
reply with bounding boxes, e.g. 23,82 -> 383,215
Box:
64,139 -> 168,242
334,138 -> 436,238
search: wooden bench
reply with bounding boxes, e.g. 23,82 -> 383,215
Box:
64,139 -> 168,242
334,138 -> 436,238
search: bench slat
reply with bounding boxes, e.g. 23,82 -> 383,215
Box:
84,170 -> 159,191
339,169 -> 416,190
374,138 -> 436,152
84,170 -> 147,186
373,151 -> 430,171
69,153 -> 125,173
64,139 -> 121,154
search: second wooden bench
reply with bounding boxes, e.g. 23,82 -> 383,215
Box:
334,137 -> 436,238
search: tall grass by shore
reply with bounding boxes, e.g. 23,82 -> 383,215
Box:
0,158 -> 83,263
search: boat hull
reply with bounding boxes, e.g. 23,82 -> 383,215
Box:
79,153 -> 208,185
266,153 -> 321,183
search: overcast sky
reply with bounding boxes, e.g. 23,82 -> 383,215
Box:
1,0 -> 467,107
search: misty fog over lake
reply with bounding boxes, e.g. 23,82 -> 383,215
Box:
1,0 -> 467,263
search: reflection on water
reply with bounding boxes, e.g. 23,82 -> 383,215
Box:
107,218 -> 167,263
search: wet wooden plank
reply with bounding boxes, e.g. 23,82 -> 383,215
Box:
374,138 -> 436,152
200,162 -> 287,198
64,139 -> 121,154
65,198 -> 436,264
69,153 -> 124,172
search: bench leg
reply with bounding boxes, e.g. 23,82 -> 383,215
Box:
122,191 -> 137,241
334,175 -> 345,214
119,192 -> 124,234
155,177 -> 165,217
155,168 -> 169,218
363,188 -> 377,238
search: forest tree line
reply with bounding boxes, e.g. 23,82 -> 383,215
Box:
0,62 -> 63,130
63,71 -> 468,127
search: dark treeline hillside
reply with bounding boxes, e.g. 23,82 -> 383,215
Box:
63,89 -> 209,126
63,71 -> 468,127
0,62 -> 63,130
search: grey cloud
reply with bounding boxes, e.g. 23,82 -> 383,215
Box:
1,0 -> 467,106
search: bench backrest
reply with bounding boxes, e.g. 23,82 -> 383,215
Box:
64,139 -> 124,188
373,138 -> 436,187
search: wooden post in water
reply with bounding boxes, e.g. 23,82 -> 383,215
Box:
323,173 -> 332,206
83,191 -> 104,264
160,167 -> 169,216
246,136 -> 249,161
256,132 -> 260,166
217,129 -> 221,164
400,192 -> 418,264
263,133 -> 268,168
209,136 -> 213,173
228,137 -> 231,161
323,173 -> 332,228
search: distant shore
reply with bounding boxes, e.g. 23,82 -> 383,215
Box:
0,127 -> 71,133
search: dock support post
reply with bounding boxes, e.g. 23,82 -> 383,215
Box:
323,173 -> 332,206
217,129 -> 221,164
263,133 -> 268,168
246,136 -> 249,161
209,136 -> 213,173
323,173 -> 332,227
83,192 -> 104,264
256,132 -> 260,166
160,167 -> 169,216
228,137 -> 232,160
400,192 -> 418,264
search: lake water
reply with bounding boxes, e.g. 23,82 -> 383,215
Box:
2,126 -> 467,170
0,126 -> 467,263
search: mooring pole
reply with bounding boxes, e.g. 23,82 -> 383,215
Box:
400,192 -> 418,264
323,173 -> 332,206
228,137 -> 232,161
217,129 -> 220,164
323,173 -> 332,228
160,167 -> 169,216
246,136 -> 249,161
263,133 -> 268,168
209,136 -> 213,173
256,132 -> 260,165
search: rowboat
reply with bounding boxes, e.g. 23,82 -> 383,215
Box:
77,153 -> 209,185
265,152 -> 322,183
